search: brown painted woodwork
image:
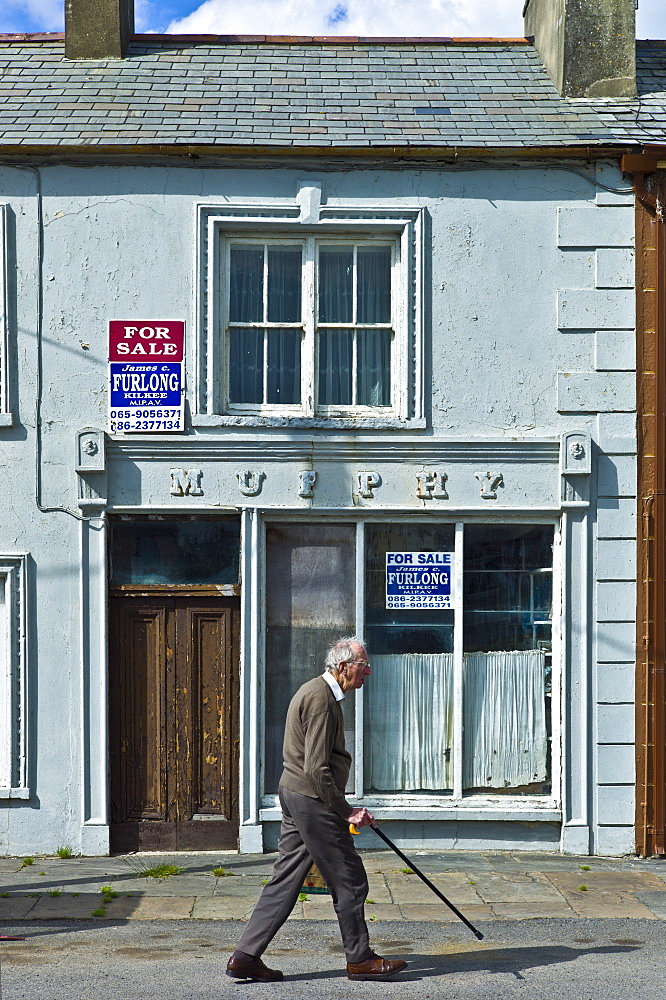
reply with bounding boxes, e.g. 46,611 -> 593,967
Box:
109,596 -> 240,851
636,172 -> 666,857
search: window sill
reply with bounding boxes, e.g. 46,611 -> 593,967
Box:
0,788 -> 30,800
259,802 -> 561,824
192,414 -> 426,431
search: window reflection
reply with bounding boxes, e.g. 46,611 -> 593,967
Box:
110,518 -> 241,586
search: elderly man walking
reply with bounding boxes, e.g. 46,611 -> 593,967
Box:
227,637 -> 408,983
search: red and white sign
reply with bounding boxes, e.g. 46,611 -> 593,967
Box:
108,320 -> 185,434
109,320 -> 185,362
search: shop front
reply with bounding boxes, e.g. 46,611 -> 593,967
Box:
103,433 -> 582,853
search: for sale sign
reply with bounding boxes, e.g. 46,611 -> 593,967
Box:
386,552 -> 453,609
108,321 -> 185,433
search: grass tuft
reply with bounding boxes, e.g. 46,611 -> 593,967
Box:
578,885 -> 588,892
101,886 -> 119,902
91,906 -> 106,917
297,892 -> 308,902
124,858 -> 183,879
400,867 -> 413,874
211,867 -> 236,877
47,889 -> 62,897
579,865 -> 590,871
56,846 -> 73,859
20,857 -> 34,869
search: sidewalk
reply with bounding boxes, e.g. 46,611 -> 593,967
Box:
0,851 -> 666,923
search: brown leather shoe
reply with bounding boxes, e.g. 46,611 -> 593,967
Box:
226,951 -> 283,982
347,952 -> 408,981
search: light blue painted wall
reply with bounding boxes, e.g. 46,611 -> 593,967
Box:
0,158 -> 636,855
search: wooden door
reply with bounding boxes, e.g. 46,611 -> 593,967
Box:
109,595 -> 240,851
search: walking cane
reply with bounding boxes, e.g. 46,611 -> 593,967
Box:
350,823 -> 484,940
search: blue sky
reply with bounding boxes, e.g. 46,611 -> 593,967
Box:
1,0 -> 664,38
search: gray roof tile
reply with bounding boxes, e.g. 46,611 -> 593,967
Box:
0,36 -> 662,149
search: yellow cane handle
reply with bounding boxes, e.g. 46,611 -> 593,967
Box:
349,823 -> 360,835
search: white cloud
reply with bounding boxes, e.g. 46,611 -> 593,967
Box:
1,0 -> 64,32
166,0 -> 523,38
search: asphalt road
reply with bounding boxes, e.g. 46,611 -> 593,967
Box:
0,919 -> 663,999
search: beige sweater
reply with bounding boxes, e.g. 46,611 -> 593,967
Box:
279,675 -> 353,819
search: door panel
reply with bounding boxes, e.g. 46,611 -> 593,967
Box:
109,596 -> 239,851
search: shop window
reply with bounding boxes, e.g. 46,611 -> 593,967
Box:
0,555 -> 28,797
225,238 -> 394,415
264,524 -> 356,794
110,517 -> 240,585
365,523 -> 552,796
196,203 -> 425,428
262,521 -> 554,807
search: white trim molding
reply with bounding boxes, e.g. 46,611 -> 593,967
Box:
195,199 -> 426,429
0,555 -> 29,798
0,205 -> 12,426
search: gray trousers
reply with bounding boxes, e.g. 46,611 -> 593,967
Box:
236,786 -> 372,963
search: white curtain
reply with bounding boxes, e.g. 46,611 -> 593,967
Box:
463,650 -> 547,789
365,653 -> 454,790
365,649 -> 547,792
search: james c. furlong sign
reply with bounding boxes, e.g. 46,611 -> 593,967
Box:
386,551 -> 453,609
108,321 -> 185,433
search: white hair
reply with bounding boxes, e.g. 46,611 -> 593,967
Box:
324,636 -> 364,673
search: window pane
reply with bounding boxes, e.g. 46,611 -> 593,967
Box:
110,518 -> 241,585
319,247 -> 353,323
318,329 -> 353,405
463,525 -> 553,652
357,329 -> 391,406
364,523 -> 456,794
264,524 -> 356,795
357,246 -> 391,323
229,328 -> 263,404
267,247 -> 302,323
229,245 -> 263,322
266,328 -> 301,405
462,524 -> 553,794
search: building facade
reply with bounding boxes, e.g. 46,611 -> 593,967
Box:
0,0 -> 664,856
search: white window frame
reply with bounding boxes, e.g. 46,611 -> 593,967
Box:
0,555 -> 29,799
195,202 -> 426,429
257,515 -> 562,823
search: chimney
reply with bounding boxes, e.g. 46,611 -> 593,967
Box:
523,0 -> 636,98
65,0 -> 135,60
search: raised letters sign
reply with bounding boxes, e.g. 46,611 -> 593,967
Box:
108,321 -> 185,433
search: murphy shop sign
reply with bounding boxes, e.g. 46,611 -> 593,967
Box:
386,551 -> 453,609
108,320 -> 185,433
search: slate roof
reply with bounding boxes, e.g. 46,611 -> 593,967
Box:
597,41 -> 666,145
0,35 -> 663,150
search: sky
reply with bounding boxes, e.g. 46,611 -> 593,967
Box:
0,0 -> 665,38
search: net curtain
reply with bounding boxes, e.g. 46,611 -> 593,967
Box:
365,650 -> 547,791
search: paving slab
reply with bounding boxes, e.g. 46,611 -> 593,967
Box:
467,873 -> 564,904
27,896 -> 108,919
491,901 -> 577,919
636,891 -> 666,918
398,902 -> 494,923
190,898 -> 253,920
0,897 -> 37,918
116,897 -> 196,920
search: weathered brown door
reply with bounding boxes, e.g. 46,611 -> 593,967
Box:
109,595 -> 240,852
